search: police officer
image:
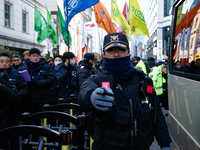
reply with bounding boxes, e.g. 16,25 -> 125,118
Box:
54,52 -> 78,99
0,52 -> 20,149
147,57 -> 163,99
76,53 -> 95,92
79,33 -> 171,150
18,48 -> 54,115
0,52 -> 29,119
132,56 -> 140,66
134,56 -> 147,75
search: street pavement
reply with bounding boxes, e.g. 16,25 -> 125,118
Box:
150,107 -> 176,150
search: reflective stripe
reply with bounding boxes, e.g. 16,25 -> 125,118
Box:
152,80 -> 157,82
155,86 -> 163,89
157,73 -> 161,76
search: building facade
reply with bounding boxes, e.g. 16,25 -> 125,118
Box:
143,0 -> 174,60
40,0 -> 95,61
0,0 -> 47,56
0,0 -> 97,62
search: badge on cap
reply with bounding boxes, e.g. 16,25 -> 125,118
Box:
110,35 -> 119,41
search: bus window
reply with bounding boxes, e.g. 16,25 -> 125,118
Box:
172,1 -> 200,75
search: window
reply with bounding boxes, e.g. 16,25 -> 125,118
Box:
5,4 -> 10,27
164,0 -> 174,17
22,12 -> 26,32
163,26 -> 170,55
171,1 -> 200,76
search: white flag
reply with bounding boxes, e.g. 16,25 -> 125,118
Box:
79,19 -> 87,49
185,28 -> 191,58
59,33 -> 63,52
47,38 -> 53,57
85,22 -> 97,35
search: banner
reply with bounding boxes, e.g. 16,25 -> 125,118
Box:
85,22 -> 97,35
185,28 -> 191,59
94,1 -> 116,34
112,20 -> 124,33
59,33 -> 63,53
176,4 -> 183,25
64,0 -> 99,29
111,0 -> 130,40
129,0 -> 149,37
58,6 -> 72,48
79,19 -> 87,56
137,42 -> 142,58
47,38 -> 53,57
46,7 -> 58,47
122,1 -> 129,24
34,6 -> 48,43
157,40 -> 163,60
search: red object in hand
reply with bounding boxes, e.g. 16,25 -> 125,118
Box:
102,82 -> 110,88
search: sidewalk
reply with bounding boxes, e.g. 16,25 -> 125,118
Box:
150,107 -> 176,150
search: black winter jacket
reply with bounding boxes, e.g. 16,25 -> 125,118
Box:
8,67 -> 29,97
76,60 -> 94,93
54,63 -> 79,99
18,59 -> 54,104
0,80 -> 20,129
79,71 -> 171,150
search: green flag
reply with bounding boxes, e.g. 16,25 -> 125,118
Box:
58,6 -> 71,48
46,7 -> 58,47
34,6 -> 48,43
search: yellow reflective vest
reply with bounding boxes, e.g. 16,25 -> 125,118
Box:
157,65 -> 166,84
135,60 -> 147,75
148,66 -> 163,95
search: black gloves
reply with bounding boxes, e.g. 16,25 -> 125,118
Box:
0,70 -> 9,84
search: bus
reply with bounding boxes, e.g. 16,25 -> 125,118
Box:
168,0 -> 200,150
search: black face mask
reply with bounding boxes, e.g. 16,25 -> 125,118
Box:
103,54 -> 135,82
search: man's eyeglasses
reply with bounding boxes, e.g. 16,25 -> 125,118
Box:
0,59 -> 10,64
12,59 -> 20,62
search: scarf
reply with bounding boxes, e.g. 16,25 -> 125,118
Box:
103,54 -> 134,82
29,59 -> 41,69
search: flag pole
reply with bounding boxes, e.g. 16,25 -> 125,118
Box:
66,1 -> 70,64
110,0 -> 112,34
34,5 -> 36,47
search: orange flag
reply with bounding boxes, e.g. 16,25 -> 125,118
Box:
94,1 -> 116,34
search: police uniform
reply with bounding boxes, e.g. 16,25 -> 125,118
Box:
148,66 -> 163,96
79,33 -> 171,150
76,53 -> 94,93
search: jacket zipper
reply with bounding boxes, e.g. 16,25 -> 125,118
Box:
129,99 -> 134,149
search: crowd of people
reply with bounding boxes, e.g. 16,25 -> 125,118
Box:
0,32 -> 172,150
174,59 -> 200,74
